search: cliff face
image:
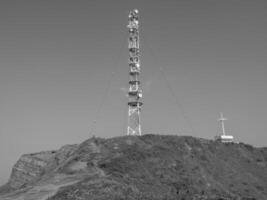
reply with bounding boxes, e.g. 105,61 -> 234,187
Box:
8,153 -> 52,188
1,135 -> 267,200
2,144 -> 78,191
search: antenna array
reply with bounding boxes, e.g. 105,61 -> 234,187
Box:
127,9 -> 143,136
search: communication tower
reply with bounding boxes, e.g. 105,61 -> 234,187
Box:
215,112 -> 234,143
127,9 -> 143,136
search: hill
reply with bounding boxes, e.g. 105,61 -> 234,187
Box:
0,135 -> 267,200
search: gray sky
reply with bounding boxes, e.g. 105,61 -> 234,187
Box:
0,0 -> 266,184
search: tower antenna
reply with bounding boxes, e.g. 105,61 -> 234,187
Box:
215,112 -> 234,143
127,9 -> 143,136
218,112 -> 227,136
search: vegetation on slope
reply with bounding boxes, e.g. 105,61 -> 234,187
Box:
46,135 -> 267,200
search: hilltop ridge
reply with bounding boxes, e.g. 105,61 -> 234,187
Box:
0,134 -> 267,200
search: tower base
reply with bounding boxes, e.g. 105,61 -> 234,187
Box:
215,135 -> 234,143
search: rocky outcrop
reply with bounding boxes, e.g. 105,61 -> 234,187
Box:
8,153 -> 52,188
5,144 -> 78,190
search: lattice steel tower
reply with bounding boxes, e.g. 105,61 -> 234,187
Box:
127,9 -> 143,136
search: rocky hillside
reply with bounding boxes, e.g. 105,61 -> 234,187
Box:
0,135 -> 267,200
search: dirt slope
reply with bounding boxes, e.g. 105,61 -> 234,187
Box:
1,135 -> 267,200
